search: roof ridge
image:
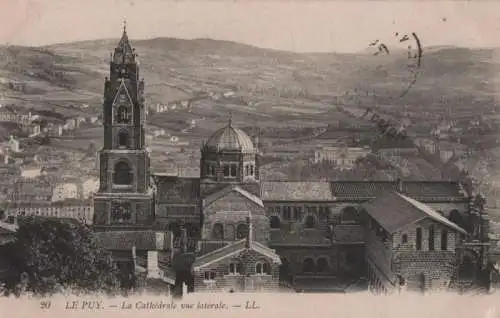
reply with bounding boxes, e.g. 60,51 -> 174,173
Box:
195,239 -> 246,261
396,193 -> 467,234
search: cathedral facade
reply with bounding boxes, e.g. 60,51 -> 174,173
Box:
93,28 -> 494,294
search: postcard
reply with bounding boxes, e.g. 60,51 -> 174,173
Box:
0,0 -> 499,317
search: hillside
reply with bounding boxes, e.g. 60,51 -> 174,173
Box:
0,39 -> 497,123
1,38 -> 499,170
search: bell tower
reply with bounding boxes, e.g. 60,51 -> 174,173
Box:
93,23 -> 154,231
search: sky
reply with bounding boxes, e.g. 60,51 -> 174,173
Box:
1,0 -> 500,53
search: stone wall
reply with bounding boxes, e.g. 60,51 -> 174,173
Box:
366,218 -> 461,294
193,249 -> 280,292
202,191 -> 268,243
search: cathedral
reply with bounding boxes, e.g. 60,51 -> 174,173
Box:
93,27 -> 495,294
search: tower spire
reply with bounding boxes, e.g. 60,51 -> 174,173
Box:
228,112 -> 233,127
122,18 -> 127,34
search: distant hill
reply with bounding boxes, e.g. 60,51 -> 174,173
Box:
0,38 -> 498,124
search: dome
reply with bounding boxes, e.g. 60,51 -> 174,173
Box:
205,121 -> 254,152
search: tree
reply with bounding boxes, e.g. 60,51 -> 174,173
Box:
0,217 -> 121,297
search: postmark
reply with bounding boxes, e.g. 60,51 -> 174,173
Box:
367,31 -> 423,99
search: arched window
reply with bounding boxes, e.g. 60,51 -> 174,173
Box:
113,161 -> 133,185
270,216 -> 281,229
305,215 -> 315,228
229,262 -> 242,275
256,261 -> 270,275
316,257 -> 329,273
401,234 -> 408,244
117,130 -> 129,148
213,223 -> 224,240
342,206 -> 358,223
116,105 -> 131,124
302,258 -> 315,274
236,223 -> 248,239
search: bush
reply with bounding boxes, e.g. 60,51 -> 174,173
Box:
0,217 -> 121,297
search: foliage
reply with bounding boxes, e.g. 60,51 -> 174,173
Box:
0,217 -> 121,297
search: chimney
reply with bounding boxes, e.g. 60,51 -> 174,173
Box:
181,227 -> 188,253
147,250 -> 160,279
245,214 -> 252,248
396,178 -> 403,193
132,245 -> 137,270
252,134 -> 259,150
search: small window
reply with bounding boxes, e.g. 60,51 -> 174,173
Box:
204,271 -> 216,281
212,223 -> 224,240
302,258 -> 315,273
230,164 -> 237,177
441,230 -> 448,250
428,225 -> 435,251
342,206 -> 358,223
402,234 -> 408,244
270,216 -> 280,229
250,165 -> 254,176
245,165 -> 249,176
305,215 -> 315,228
223,165 -> 230,177
117,130 -> 129,148
236,223 -> 248,239
283,207 -> 291,220
256,261 -> 270,275
229,262 -> 242,275
317,258 -> 329,273
416,227 -> 422,251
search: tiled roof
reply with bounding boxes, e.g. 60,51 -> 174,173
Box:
192,239 -> 281,271
362,191 -> 467,234
153,175 -> 200,203
330,181 -> 465,200
261,181 -> 335,201
397,193 -> 467,234
204,122 -> 254,152
94,231 -> 172,251
203,185 -> 263,208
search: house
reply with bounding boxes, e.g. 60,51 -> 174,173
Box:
5,199 -> 94,224
312,146 -> 371,170
51,182 -> 80,202
192,224 -> 281,292
362,191 -> 488,294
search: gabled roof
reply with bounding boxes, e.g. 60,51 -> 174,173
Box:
192,239 -> 281,271
362,191 -> 467,234
202,185 -> 263,208
261,181 -> 335,201
112,80 -> 134,107
330,181 -> 466,201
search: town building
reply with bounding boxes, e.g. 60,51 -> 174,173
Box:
92,27 -> 495,294
4,199 -> 94,224
312,146 -> 370,170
